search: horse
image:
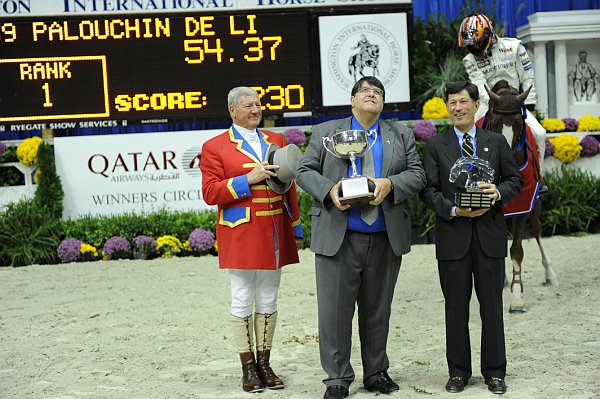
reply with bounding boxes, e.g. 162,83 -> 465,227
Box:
348,44 -> 380,82
480,80 -> 559,314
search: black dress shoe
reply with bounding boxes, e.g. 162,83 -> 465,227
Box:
485,377 -> 507,394
364,371 -> 399,394
323,385 -> 349,399
445,376 -> 468,393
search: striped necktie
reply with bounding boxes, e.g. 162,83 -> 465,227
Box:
462,133 -> 474,157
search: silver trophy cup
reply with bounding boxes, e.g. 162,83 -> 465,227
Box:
323,129 -> 378,205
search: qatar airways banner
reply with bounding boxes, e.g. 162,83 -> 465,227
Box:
54,130 -> 221,219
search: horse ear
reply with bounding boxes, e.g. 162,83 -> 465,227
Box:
485,85 -> 500,103
516,86 -> 532,104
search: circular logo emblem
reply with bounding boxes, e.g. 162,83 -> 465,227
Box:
328,22 -> 402,92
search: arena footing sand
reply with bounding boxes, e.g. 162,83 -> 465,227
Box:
1,234 -> 599,399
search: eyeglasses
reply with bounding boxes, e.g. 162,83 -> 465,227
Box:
357,87 -> 384,97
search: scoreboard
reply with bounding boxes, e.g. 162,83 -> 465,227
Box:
0,12 -> 313,126
0,1 -> 412,129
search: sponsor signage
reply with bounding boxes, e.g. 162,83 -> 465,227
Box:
54,129 -> 221,219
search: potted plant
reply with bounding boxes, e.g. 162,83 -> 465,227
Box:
132,235 -> 157,260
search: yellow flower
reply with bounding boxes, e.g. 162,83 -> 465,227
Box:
33,167 -> 41,184
16,136 -> 43,166
541,118 -> 566,132
156,235 -> 183,258
422,97 -> 450,119
549,134 -> 582,163
577,115 -> 600,132
80,243 -> 99,261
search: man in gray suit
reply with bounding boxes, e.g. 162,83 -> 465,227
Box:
421,81 -> 522,395
296,76 -> 426,399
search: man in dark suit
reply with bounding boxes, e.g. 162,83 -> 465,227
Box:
421,81 -> 522,395
296,76 -> 426,399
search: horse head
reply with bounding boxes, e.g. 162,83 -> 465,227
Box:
484,81 -> 531,150
449,156 -> 495,188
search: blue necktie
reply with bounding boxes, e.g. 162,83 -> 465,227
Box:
462,134 -> 474,157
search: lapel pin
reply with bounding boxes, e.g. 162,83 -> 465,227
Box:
484,147 -> 489,152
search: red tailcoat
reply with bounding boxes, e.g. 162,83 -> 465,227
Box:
200,127 -> 302,270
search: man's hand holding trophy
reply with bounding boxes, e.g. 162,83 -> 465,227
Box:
323,129 -> 380,210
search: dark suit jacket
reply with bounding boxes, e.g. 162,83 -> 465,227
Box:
421,127 -> 523,261
296,117 -> 426,257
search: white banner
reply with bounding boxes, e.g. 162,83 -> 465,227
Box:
318,13 -> 411,107
1,0 -> 411,16
54,129 -> 222,219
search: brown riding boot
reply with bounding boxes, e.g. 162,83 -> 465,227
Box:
231,314 -> 265,393
239,351 -> 265,393
255,312 -> 284,389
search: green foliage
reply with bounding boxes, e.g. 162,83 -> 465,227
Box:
0,199 -> 62,266
34,142 -> 64,219
0,165 -> 23,187
0,147 -> 18,163
297,190 -> 313,248
415,54 -> 468,104
541,166 -> 600,236
61,208 -> 217,246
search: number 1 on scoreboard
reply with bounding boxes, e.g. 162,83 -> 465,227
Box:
42,82 -> 53,107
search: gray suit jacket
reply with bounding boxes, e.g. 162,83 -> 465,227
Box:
296,117 -> 426,257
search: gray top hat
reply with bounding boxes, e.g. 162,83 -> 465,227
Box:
265,143 -> 302,194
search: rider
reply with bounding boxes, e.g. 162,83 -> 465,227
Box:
459,13 -> 547,187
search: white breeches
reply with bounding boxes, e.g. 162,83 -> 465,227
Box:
229,269 -> 282,317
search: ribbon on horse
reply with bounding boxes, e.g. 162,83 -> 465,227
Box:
477,115 -> 541,217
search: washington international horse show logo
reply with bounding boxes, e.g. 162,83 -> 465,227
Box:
327,23 -> 402,91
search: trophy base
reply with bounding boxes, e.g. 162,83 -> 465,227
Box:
339,176 -> 375,206
455,187 -> 492,208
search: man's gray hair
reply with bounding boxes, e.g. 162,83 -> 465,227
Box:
228,87 -> 258,107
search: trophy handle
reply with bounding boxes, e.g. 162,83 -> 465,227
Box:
322,136 -> 342,159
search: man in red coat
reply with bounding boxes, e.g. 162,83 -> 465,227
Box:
200,87 -> 303,393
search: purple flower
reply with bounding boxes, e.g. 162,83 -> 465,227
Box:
57,238 -> 82,263
132,235 -> 157,254
0,142 -> 7,157
283,129 -> 307,146
580,135 -> 599,157
189,228 -> 215,254
562,118 -> 578,132
103,236 -> 131,260
544,138 -> 553,158
412,121 -> 437,142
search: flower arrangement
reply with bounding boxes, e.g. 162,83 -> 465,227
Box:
412,120 -> 437,142
577,115 -> 600,132
541,118 -> 566,133
57,238 -> 83,263
544,138 -> 553,158
132,235 -> 157,259
0,142 -> 7,158
562,118 -> 578,132
549,134 -> 582,164
80,243 -> 101,262
156,235 -> 183,258
16,136 -> 43,166
103,236 -> 131,260
188,228 -> 215,254
580,135 -> 600,157
422,97 -> 449,120
283,128 -> 307,146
